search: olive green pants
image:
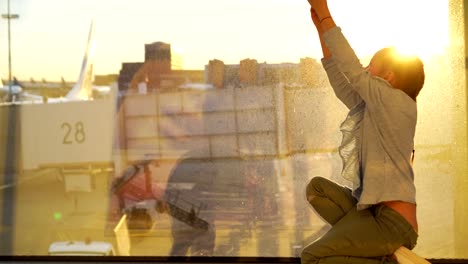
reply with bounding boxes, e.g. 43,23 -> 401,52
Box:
301,177 -> 418,264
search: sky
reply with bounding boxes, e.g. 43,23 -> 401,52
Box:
0,0 -> 450,81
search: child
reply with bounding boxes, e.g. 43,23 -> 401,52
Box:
302,0 -> 425,263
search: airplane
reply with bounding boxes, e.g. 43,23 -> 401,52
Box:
0,78 -> 45,103
0,78 -> 23,95
0,21 -> 97,104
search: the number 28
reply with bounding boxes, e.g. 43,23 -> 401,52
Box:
61,122 -> 86,144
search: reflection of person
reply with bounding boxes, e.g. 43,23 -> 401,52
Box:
158,91 -> 220,256
164,152 -> 216,256
244,161 -> 278,224
243,161 -> 280,256
302,1 -> 425,263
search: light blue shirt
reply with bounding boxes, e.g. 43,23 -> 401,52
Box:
321,27 -> 417,210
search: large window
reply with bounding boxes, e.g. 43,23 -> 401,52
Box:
0,0 -> 467,260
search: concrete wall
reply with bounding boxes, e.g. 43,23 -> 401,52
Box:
119,86 -> 290,164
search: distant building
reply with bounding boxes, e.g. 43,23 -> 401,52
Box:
239,59 -> 258,87
145,42 -> 171,66
204,57 -> 322,89
118,42 -> 204,92
118,62 -> 144,91
95,74 -> 118,86
118,41 -> 322,92
206,59 -> 225,89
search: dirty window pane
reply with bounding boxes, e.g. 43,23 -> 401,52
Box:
0,0 -> 466,259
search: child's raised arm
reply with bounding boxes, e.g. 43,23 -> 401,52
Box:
308,0 -> 336,33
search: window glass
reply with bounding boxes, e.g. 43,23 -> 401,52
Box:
0,0 -> 466,259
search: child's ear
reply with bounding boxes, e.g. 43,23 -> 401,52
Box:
383,71 -> 397,87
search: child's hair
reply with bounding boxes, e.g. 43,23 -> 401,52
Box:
374,47 -> 425,101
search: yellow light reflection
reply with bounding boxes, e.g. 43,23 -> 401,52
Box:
388,32 -> 448,61
332,0 -> 449,61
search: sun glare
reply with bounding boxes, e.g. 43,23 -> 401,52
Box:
341,0 -> 449,61
389,1 -> 449,60
389,31 -> 448,61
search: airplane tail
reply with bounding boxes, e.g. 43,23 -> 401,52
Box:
65,21 -> 95,100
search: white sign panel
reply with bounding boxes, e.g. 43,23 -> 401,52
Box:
20,98 -> 115,170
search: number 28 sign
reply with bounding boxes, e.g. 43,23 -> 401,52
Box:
61,121 -> 86,144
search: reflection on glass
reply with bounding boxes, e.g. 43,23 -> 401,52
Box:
0,0 -> 466,259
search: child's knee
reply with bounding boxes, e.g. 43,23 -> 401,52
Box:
306,176 -> 327,199
301,247 -> 319,264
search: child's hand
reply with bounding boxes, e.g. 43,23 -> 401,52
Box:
307,0 -> 330,19
307,0 -> 325,8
